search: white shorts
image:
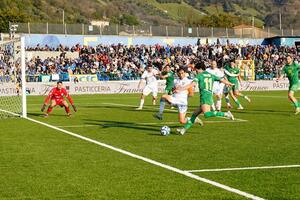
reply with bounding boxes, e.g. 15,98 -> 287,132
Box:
143,85 -> 158,97
169,96 -> 188,114
213,82 -> 225,95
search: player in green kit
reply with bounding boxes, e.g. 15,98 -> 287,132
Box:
160,64 -> 175,95
224,59 -> 251,110
276,55 -> 300,114
176,62 -> 235,135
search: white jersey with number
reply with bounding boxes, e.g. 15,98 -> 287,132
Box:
141,69 -> 158,86
206,68 -> 225,95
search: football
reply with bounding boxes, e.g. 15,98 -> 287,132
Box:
160,126 -> 171,136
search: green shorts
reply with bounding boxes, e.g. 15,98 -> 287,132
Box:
200,90 -> 214,106
165,86 -> 173,95
289,82 -> 300,92
227,80 -> 240,92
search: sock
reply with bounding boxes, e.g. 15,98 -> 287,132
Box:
65,106 -> 70,114
240,94 -> 249,100
139,99 -> 144,108
225,95 -> 230,104
216,112 -> 225,117
204,111 -> 225,118
216,99 -> 222,110
46,106 -> 53,114
184,119 -> 194,130
153,99 -> 156,105
211,104 -> 216,111
234,99 -> 241,107
292,100 -> 299,108
159,99 -> 166,114
190,114 -> 198,123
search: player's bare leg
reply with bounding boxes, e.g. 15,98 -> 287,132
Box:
176,106 -> 203,135
152,96 -> 157,106
137,94 -> 146,110
234,90 -> 251,103
215,94 -> 222,111
211,102 -> 216,111
62,100 -> 71,117
45,100 -> 57,117
154,94 -> 172,120
178,104 -> 233,135
230,90 -> 243,109
178,112 -> 187,124
288,91 -> 300,114
224,92 -> 232,109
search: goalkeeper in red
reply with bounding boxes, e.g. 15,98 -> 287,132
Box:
276,55 -> 300,114
41,81 -> 77,117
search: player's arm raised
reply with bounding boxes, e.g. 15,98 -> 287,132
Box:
174,81 -> 196,93
138,71 -> 147,89
160,72 -> 169,79
220,78 -> 234,87
137,78 -> 144,89
224,69 -> 239,77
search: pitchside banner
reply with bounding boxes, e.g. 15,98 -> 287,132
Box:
69,74 -> 98,82
0,80 -> 291,96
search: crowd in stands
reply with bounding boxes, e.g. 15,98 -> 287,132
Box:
3,43 -> 300,82
0,45 -> 21,83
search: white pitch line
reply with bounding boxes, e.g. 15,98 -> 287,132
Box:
185,165 -> 300,173
102,102 -> 190,114
25,116 -> 263,200
0,108 -> 21,117
249,95 -> 286,99
102,102 -> 249,122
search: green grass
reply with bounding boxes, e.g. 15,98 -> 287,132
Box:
144,0 -> 204,22
1,91 -> 300,199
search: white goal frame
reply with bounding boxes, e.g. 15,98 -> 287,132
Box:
21,36 -> 27,118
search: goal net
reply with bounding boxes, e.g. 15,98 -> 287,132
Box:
236,60 -> 255,81
0,37 -> 26,118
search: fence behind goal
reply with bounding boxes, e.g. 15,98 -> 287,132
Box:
0,38 -> 26,118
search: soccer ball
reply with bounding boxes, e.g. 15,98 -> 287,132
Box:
160,126 -> 171,136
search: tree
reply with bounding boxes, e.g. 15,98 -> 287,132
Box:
0,9 -> 29,32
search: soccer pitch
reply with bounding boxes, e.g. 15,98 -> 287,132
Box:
1,91 -> 300,199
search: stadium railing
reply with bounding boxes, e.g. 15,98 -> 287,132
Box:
11,22 -> 300,38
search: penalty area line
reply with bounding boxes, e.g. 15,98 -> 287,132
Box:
25,116 -> 263,200
185,165 -> 300,173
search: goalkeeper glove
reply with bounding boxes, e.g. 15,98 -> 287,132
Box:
41,104 -> 47,112
72,104 -> 77,112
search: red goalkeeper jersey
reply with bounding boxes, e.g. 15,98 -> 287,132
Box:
44,87 -> 74,105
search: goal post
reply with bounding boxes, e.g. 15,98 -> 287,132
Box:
0,36 -> 27,118
21,36 -> 27,118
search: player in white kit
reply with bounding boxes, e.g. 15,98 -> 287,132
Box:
136,64 -> 159,110
206,60 -> 225,111
153,67 -> 202,125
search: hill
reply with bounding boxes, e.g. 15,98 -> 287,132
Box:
0,0 -> 299,32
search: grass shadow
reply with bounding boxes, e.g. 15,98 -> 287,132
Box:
83,119 -> 181,135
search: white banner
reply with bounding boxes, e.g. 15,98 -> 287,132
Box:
0,80 -> 291,96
